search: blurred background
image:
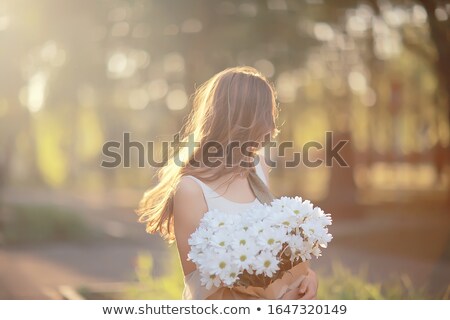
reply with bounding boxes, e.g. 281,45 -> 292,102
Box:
0,0 -> 449,299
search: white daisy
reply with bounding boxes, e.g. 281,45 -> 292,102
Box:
301,220 -> 323,240
207,252 -> 232,275
271,196 -> 301,211
245,204 -> 271,222
253,250 -> 280,277
297,240 -> 314,261
293,200 -> 315,221
188,226 -> 210,251
200,271 -> 222,289
247,221 -> 266,237
239,215 -> 257,232
231,245 -> 256,270
311,245 -> 322,258
265,210 -> 297,231
316,229 -> 333,248
204,211 -> 237,229
187,249 -> 204,263
231,230 -> 253,248
210,231 -> 231,251
313,207 -> 332,226
220,266 -> 241,287
257,228 -> 287,252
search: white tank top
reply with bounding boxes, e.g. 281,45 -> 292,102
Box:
182,161 -> 274,299
184,162 -> 268,214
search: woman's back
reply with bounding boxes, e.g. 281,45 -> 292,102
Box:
183,160 -> 268,214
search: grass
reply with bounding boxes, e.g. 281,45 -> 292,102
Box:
123,247 -> 184,300
0,204 -> 94,244
123,252 -> 444,300
317,261 -> 437,299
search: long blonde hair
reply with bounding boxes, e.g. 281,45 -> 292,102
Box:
136,66 -> 279,243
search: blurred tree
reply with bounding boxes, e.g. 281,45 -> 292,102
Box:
0,0 -> 447,206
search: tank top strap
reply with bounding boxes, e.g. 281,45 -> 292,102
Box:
254,159 -> 268,186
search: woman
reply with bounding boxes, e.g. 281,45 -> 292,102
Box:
137,66 -> 318,299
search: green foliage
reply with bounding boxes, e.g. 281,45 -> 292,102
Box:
123,253 -> 438,300
317,262 -> 383,299
317,261 -> 434,300
123,247 -> 184,300
0,205 -> 93,244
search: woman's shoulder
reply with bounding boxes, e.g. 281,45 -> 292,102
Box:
176,175 -> 204,199
173,176 -> 207,218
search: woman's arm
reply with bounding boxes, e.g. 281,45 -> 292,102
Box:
173,176 -> 208,276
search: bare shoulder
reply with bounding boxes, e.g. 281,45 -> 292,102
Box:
176,176 -> 203,198
173,176 -> 207,220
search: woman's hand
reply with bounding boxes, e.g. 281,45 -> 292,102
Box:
296,268 -> 318,299
279,267 -> 318,300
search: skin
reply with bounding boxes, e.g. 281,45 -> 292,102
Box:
173,155 -> 319,300
280,267 -> 318,300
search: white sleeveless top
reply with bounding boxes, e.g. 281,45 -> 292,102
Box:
183,161 -> 268,214
181,162 -> 268,299
181,162 -> 309,300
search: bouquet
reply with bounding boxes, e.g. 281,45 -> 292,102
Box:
187,196 -> 333,290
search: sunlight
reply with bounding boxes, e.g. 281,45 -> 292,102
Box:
166,88 -> 188,110
180,18 -> 202,33
411,5 -> 428,25
348,71 -> 368,94
314,22 -> 334,42
129,88 -> 150,110
254,59 -> 275,78
0,14 -> 10,31
23,72 -> 48,113
163,52 -> 185,74
147,78 -> 169,101
107,52 -> 129,77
